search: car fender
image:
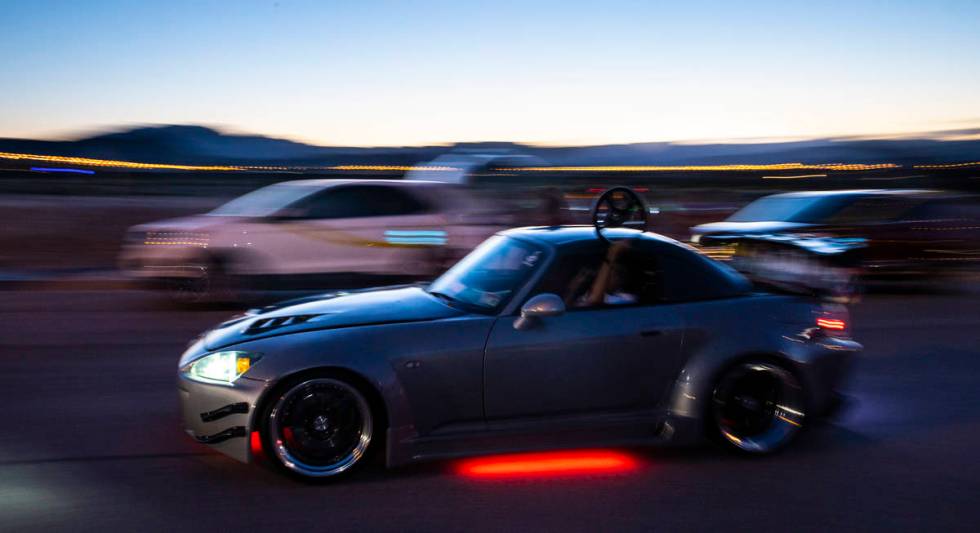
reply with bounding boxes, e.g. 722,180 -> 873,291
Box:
234,328 -> 415,444
663,297 -> 817,427
223,315 -> 494,465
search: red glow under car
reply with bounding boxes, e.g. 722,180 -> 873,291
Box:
456,449 -> 639,479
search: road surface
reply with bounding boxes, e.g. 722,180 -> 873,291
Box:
1,288 -> 979,532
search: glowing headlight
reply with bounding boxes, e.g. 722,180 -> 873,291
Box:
181,351 -> 261,385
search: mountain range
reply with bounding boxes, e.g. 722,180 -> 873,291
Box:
1,124 -> 978,167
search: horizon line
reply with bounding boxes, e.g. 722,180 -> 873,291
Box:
4,122 -> 980,150
3,151 -> 979,173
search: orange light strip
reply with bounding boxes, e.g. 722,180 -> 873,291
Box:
13,149 -> 971,174
457,449 -> 639,479
0,151 -> 243,171
504,163 -> 900,172
914,161 -> 980,169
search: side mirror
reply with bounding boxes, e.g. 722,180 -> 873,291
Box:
514,293 -> 565,330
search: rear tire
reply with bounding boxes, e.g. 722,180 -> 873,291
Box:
710,360 -> 806,454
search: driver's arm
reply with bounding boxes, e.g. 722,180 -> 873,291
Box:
584,241 -> 629,306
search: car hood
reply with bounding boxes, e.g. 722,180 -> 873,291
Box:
202,286 -> 462,350
691,220 -> 812,239
129,215 -> 233,234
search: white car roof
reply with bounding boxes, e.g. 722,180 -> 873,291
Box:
275,178 -> 449,189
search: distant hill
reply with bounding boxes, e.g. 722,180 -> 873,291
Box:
0,125 -> 439,166
1,124 -> 978,167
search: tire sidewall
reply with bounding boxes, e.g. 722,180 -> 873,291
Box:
707,358 -> 807,456
257,372 -> 379,481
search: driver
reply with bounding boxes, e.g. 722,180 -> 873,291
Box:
579,240 -> 640,307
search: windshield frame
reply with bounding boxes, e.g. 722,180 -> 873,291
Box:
427,235 -> 553,316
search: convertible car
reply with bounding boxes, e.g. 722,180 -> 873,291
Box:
177,188 -> 860,480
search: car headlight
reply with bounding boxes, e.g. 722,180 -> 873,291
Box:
181,351 -> 261,385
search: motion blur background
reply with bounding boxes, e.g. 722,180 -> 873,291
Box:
2,0 -> 980,531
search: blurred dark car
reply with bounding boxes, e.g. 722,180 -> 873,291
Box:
690,189 -> 980,291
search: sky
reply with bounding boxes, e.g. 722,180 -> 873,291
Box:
1,0 -> 979,146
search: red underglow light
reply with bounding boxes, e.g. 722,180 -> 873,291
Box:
456,449 -> 639,479
817,317 -> 846,331
250,431 -> 263,456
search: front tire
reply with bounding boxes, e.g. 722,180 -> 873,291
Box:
710,360 -> 806,454
164,257 -> 239,306
260,376 -> 375,480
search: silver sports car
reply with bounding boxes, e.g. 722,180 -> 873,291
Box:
177,188 -> 860,480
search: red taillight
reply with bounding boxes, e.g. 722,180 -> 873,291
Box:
815,303 -> 850,336
816,317 -> 847,331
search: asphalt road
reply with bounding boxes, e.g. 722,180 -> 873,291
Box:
1,287 -> 979,532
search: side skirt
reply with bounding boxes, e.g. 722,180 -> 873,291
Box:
386,409 -> 692,467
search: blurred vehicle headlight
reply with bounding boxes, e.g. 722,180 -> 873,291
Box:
181,351 -> 261,385
143,231 -> 210,247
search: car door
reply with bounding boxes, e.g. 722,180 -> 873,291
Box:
364,185 -> 450,276
482,247 -> 686,420
275,184 -> 438,274
821,194 -> 924,268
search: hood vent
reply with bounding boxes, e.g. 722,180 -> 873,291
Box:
243,314 -> 319,335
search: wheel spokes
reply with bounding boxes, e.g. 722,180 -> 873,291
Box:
270,378 -> 373,476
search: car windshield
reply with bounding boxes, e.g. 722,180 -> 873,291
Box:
427,235 -> 546,314
208,183 -> 319,217
726,195 -> 845,223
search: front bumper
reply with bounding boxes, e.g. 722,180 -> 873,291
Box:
177,373 -> 269,463
119,244 -> 207,279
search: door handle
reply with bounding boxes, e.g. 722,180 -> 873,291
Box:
640,329 -> 662,337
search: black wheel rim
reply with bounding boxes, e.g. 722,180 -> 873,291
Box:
268,378 -> 373,477
712,363 -> 804,452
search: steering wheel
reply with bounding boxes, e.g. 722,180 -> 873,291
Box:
590,186 -> 648,241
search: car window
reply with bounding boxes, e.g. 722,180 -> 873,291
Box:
362,186 -> 430,216
824,196 -> 919,224
727,196 -> 822,222
299,185 -> 430,219
906,198 -> 979,220
531,252 -> 603,306
427,236 -> 546,314
658,248 -> 747,302
532,245 -> 665,310
726,195 -> 852,223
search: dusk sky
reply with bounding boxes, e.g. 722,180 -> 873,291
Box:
2,0 -> 979,146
